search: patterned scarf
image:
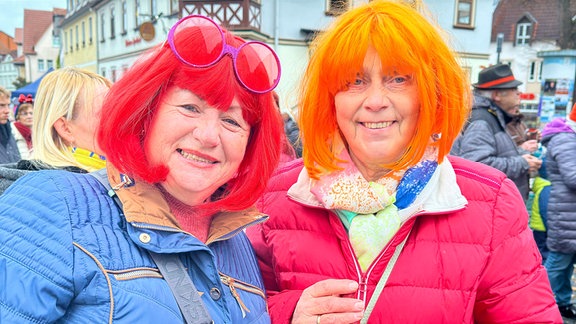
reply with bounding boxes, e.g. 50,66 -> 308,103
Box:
310,145 -> 438,271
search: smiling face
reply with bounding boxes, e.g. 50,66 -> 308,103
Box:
145,87 -> 251,206
334,46 -> 420,181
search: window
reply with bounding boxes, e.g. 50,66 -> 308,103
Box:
82,21 -> 85,47
47,60 -> 53,69
111,68 -> 117,82
538,61 -> 543,81
135,0 -> 142,28
326,0 -> 350,16
75,25 -> 79,49
170,0 -> 178,15
454,0 -> 474,28
69,29 -> 73,52
122,1 -> 128,34
110,6 -> 116,38
151,0 -> 157,19
64,31 -> 68,53
89,17 -> 93,43
516,21 -> 532,45
101,13 -> 106,42
101,68 -> 106,78
38,60 -> 45,72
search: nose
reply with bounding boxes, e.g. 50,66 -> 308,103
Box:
193,119 -> 220,147
363,83 -> 391,111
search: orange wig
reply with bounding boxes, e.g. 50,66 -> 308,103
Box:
299,0 -> 471,179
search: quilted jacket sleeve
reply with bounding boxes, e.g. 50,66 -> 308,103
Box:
473,178 -> 562,323
457,120 -> 528,180
0,172 -> 75,323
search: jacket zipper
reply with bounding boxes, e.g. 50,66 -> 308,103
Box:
110,268 -> 162,280
342,216 -> 418,303
220,273 -> 267,318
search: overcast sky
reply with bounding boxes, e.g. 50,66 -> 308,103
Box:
0,0 -> 67,37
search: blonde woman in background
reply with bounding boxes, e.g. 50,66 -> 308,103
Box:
0,67 -> 112,193
31,66 -> 111,172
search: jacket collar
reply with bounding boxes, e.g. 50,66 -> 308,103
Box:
288,158 -> 467,219
106,164 -> 267,243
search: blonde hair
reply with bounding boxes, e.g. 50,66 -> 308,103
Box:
0,86 -> 10,99
299,0 -> 471,178
31,67 -> 112,169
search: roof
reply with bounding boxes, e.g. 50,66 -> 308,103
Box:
491,0 -> 574,43
22,9 -> 53,55
0,31 -> 17,55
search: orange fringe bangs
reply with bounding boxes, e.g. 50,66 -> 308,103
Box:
299,0 -> 471,179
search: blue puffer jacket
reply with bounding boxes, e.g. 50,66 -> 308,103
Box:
0,169 -> 270,323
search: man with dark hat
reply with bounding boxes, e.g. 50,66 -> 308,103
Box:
451,64 -> 541,201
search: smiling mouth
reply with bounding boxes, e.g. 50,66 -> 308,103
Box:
362,121 -> 394,129
177,149 -> 217,164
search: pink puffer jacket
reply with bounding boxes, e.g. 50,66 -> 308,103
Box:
247,156 -> 561,323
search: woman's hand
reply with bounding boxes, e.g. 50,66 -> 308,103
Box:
292,279 -> 364,324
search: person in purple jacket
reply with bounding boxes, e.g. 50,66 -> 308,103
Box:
541,105 -> 576,319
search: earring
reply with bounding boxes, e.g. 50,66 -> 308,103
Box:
431,133 -> 442,141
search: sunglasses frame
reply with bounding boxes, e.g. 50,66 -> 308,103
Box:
167,14 -> 281,94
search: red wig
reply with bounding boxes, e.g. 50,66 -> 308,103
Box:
299,1 -> 472,179
98,29 -> 283,212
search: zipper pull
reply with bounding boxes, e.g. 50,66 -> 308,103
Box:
223,275 -> 250,317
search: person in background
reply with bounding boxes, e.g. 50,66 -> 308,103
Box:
274,91 -> 302,159
272,91 -> 298,162
0,14 -> 282,323
540,105 -> 576,319
451,64 -> 541,202
0,86 -> 20,163
0,67 -> 112,193
247,1 -> 561,323
31,67 -> 110,172
529,156 -> 551,264
11,94 -> 34,159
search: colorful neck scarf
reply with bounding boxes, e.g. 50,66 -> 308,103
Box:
71,147 -> 106,171
14,121 -> 32,149
310,145 -> 438,271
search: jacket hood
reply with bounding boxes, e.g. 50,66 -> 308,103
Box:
541,118 -> 575,145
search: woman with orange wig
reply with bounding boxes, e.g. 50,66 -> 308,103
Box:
0,15 -> 282,323
247,1 -> 561,322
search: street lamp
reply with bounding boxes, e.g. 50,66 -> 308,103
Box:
496,33 -> 504,64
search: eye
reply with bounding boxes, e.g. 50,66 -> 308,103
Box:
352,78 -> 364,86
222,117 -> 241,127
179,104 -> 200,113
385,74 -> 413,91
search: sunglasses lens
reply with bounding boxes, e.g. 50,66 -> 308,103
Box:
172,16 -> 224,66
235,42 -> 280,93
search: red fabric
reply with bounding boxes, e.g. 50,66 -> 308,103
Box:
246,157 -> 562,323
570,103 -> 576,122
13,122 -> 32,149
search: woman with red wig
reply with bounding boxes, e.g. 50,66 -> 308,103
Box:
0,15 -> 282,323
246,1 -> 561,323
